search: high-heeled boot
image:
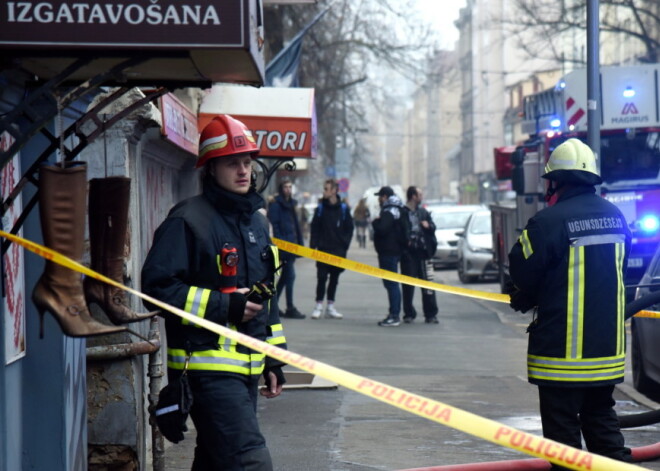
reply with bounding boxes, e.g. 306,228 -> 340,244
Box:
84,177 -> 158,325
32,163 -> 127,338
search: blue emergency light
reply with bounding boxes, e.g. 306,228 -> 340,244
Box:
623,86 -> 636,98
639,214 -> 660,233
550,118 -> 561,128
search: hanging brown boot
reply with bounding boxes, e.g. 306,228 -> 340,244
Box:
32,163 -> 127,338
84,176 -> 158,324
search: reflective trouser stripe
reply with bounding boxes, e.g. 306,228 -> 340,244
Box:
183,286 -> 212,326
168,348 -> 266,376
267,323 -> 286,346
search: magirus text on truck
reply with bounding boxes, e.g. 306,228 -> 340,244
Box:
492,63 -> 660,295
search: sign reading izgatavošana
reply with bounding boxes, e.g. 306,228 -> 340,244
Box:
0,0 -> 245,48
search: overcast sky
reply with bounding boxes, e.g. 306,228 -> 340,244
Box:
415,0 -> 466,48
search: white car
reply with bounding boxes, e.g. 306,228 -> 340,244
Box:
428,204 -> 484,269
455,209 -> 498,283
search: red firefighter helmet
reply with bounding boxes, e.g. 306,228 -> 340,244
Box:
196,115 -> 259,168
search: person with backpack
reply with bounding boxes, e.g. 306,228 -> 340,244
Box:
401,186 -> 439,324
309,178 -> 354,319
372,186 -> 406,327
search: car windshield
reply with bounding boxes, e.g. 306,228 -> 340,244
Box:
432,210 -> 474,230
469,213 -> 491,235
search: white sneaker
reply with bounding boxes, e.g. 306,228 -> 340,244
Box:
311,303 -> 323,319
325,304 -> 343,319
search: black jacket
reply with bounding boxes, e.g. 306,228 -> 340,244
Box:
373,195 -> 405,256
141,176 -> 287,377
508,185 -> 631,387
309,198 -> 354,257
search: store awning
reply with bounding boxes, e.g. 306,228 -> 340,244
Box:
199,85 -> 317,158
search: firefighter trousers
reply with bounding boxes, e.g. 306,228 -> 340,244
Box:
188,373 -> 273,471
538,384 -> 632,469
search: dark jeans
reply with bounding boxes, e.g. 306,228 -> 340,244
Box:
400,252 -> 438,319
378,254 -> 401,318
315,262 -> 343,302
187,374 -> 273,471
538,385 -> 631,469
276,259 -> 296,309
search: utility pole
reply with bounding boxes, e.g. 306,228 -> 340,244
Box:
586,0 -> 600,168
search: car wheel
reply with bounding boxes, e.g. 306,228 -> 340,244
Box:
631,320 -> 659,398
457,258 -> 476,283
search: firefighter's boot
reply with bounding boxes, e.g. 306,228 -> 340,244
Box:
32,163 -> 127,338
84,176 -> 158,324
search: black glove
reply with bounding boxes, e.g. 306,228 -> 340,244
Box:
153,374 -> 194,444
503,276 -> 536,313
509,289 -> 537,313
228,291 -> 247,325
263,366 -> 286,390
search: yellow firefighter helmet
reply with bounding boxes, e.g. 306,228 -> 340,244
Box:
543,138 -> 602,185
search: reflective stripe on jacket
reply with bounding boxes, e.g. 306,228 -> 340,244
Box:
508,185 -> 631,387
141,179 -> 287,377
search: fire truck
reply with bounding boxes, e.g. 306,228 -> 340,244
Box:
491,63 -> 660,294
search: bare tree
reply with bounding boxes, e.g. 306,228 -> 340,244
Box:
264,0 -> 436,191
507,0 -> 659,65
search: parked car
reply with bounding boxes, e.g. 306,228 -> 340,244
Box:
455,209 -> 498,283
428,204 -> 484,269
631,243 -> 660,401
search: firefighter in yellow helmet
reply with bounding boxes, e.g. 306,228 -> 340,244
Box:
507,139 -> 633,469
142,115 -> 287,470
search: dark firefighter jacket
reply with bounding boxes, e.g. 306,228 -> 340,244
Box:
141,177 -> 287,377
508,185 -> 631,387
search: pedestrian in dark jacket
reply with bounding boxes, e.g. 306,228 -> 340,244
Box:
309,178 -> 354,319
141,115 -> 287,471
268,179 -> 305,319
507,139 -> 632,469
372,186 -> 405,327
401,186 -> 439,324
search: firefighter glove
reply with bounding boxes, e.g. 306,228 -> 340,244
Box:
263,366 -> 286,390
509,288 -> 537,313
153,374 -> 193,444
228,291 -> 248,325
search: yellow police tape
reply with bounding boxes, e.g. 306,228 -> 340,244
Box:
273,238 -> 660,319
0,230 -> 649,471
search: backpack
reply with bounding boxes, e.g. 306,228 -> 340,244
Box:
402,208 -> 437,259
398,209 -> 412,250
315,202 -> 348,221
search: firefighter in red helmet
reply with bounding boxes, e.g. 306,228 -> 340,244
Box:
142,115 -> 287,470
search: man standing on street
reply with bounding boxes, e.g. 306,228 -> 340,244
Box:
372,186 -> 406,327
309,178 -> 354,319
268,179 -> 305,319
507,139 -> 632,468
401,186 -> 439,324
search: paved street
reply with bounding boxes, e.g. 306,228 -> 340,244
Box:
164,241 -> 660,470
